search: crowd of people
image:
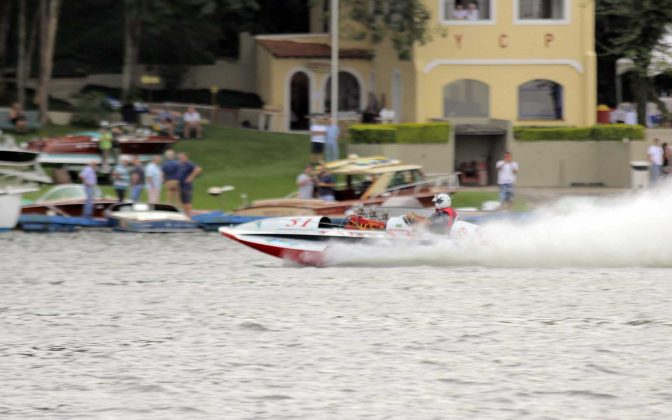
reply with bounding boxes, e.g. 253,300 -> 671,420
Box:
648,138 -> 672,184
79,150 -> 202,218
451,2 -> 481,20
152,106 -> 204,139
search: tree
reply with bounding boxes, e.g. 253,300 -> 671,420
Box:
345,0 -> 433,60
37,0 -> 61,124
597,0 -> 672,125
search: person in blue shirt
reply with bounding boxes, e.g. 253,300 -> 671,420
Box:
78,161 -> 98,218
177,152 -> 202,216
112,159 -> 130,202
162,150 -> 180,206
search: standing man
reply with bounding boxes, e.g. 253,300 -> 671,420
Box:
648,138 -> 664,184
496,151 -> 519,211
309,116 -> 327,163
296,165 -> 315,199
78,161 -> 97,218
177,152 -> 202,216
162,150 -> 180,206
145,155 -> 163,204
130,156 -> 145,203
325,117 -> 340,162
112,158 -> 130,203
315,164 -> 336,202
98,125 -> 112,172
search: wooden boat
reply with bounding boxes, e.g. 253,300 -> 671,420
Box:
232,156 -> 459,217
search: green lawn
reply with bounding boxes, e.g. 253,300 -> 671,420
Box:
16,124 -> 525,211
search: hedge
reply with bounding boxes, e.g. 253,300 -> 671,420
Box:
350,122 -> 451,144
514,124 -> 645,141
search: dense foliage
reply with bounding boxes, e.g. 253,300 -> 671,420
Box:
514,125 -> 645,141
350,122 -> 451,144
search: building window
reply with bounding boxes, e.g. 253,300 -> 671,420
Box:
517,0 -> 566,21
443,0 -> 493,23
325,71 -> 361,112
443,79 -> 490,118
518,79 -> 563,120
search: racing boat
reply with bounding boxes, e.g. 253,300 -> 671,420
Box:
219,214 -> 478,266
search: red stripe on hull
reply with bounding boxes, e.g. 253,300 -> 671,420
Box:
221,231 -> 325,266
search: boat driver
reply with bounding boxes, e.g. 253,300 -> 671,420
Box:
405,193 -> 457,234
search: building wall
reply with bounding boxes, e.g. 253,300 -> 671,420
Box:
413,0 -> 595,126
510,140 -> 648,187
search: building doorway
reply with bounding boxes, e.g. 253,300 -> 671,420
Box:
290,71 -> 310,130
453,125 -> 507,186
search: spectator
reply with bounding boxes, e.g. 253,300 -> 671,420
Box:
310,117 -> 327,163
183,106 -> 203,139
78,161 -> 97,218
296,165 -> 315,199
648,138 -> 664,184
496,151 -> 519,211
98,126 -> 113,171
9,102 -> 27,133
467,2 -> 480,20
177,152 -> 202,216
145,155 -> 163,204
110,126 -> 122,164
325,117 -> 340,162
162,150 -> 180,206
130,156 -> 145,202
453,3 -> 468,19
316,164 -> 336,202
112,158 -> 130,203
662,142 -> 670,176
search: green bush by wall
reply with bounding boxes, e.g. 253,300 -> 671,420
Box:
514,124 -> 645,141
350,122 -> 450,144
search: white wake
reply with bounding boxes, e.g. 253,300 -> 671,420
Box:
324,181 -> 672,268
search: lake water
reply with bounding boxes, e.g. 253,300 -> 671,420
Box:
3,184 -> 672,418
2,226 -> 672,419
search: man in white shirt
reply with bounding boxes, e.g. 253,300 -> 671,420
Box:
183,106 -> 203,139
496,151 -> 519,211
310,117 -> 327,163
467,3 -> 480,20
452,3 -> 468,20
648,138 -> 664,184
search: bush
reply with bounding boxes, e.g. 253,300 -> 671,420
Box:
70,91 -> 112,127
514,124 -> 645,141
350,122 -> 450,144
590,124 -> 645,140
349,125 -> 396,144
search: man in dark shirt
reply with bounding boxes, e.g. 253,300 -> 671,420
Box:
315,164 -> 336,201
177,152 -> 202,216
130,156 -> 146,203
162,150 -> 180,206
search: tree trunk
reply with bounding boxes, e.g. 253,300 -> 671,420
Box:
122,0 -> 139,100
25,5 -> 41,84
38,0 -> 61,124
632,70 -> 649,126
0,1 -> 12,68
17,0 -> 27,107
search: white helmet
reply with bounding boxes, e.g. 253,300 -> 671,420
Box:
432,193 -> 451,209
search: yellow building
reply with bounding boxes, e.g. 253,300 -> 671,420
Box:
252,0 -> 597,182
255,0 -> 595,127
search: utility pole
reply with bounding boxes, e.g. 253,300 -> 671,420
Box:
330,0 -> 339,159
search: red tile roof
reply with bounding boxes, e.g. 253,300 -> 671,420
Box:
257,39 -> 371,60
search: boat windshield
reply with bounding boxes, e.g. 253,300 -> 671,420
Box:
38,185 -> 103,202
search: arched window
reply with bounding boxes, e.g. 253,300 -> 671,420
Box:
325,71 -> 361,112
289,71 -> 310,130
518,79 -> 563,120
443,79 -> 490,118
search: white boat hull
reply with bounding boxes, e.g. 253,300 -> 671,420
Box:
0,186 -> 37,230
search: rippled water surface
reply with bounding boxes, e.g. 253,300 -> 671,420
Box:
2,231 -> 672,419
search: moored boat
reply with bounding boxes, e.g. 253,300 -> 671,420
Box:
106,202 -> 201,233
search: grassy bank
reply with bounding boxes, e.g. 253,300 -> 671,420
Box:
16,124 -> 522,211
